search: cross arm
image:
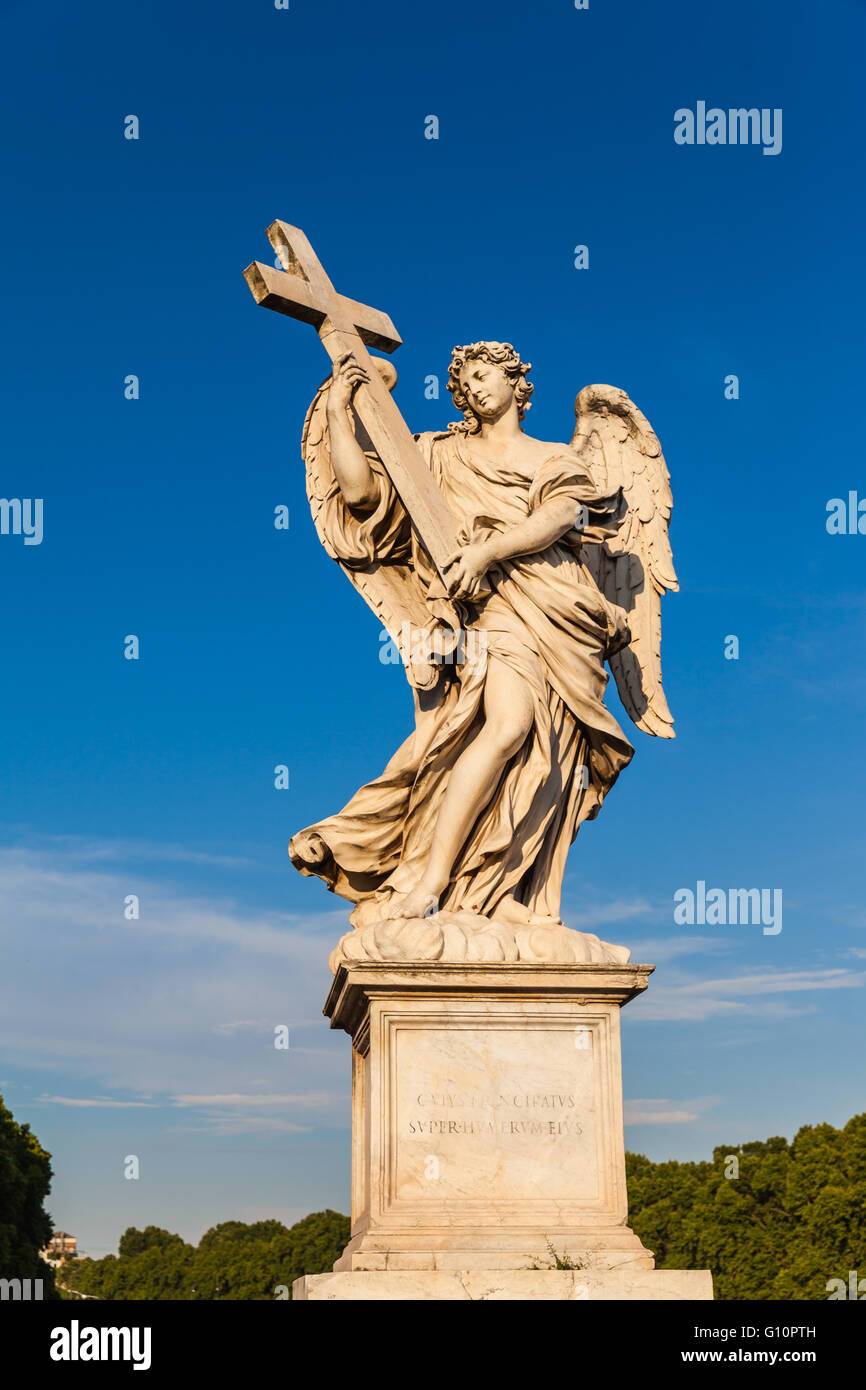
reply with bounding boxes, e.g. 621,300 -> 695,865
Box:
243,220 -> 402,354
243,220 -> 470,590
243,260 -> 402,354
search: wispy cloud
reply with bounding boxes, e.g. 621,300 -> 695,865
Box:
625,1104 -> 697,1126
566,896 -> 655,929
38,1090 -> 343,1113
0,843 -> 346,1106
171,1093 -> 337,1108
165,1090 -> 347,1136
40,1095 -> 157,1109
1,830 -> 255,871
624,935 -> 734,964
170,1115 -> 316,1137
211,1018 -> 324,1036
631,967 -> 865,1022
685,969 -> 864,997
624,1095 -> 717,1126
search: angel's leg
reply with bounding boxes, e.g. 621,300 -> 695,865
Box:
386,657 -> 533,920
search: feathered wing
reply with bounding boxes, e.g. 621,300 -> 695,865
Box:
301,363 -> 444,691
572,384 -> 679,737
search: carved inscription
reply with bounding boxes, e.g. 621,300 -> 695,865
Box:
409,1092 -> 583,1137
391,1025 -> 602,1204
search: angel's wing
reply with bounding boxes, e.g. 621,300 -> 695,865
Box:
572,383 -> 679,737
302,362 -> 445,691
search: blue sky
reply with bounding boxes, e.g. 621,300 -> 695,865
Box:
1,0 -> 864,1257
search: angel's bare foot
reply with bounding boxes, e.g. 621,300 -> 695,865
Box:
385,881 -> 442,920
497,894 -> 563,928
290,830 -> 328,865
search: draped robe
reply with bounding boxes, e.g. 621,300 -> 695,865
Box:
290,428 -> 635,924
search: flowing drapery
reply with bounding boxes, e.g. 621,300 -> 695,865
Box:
290,430 -> 634,922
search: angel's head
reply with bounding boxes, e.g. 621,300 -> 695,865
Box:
446,341 -> 533,434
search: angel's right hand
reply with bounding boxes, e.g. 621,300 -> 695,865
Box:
329,353 -> 370,412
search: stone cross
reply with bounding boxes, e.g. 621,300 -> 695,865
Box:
243,222 -> 460,583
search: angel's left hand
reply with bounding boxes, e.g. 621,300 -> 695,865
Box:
444,542 -> 494,599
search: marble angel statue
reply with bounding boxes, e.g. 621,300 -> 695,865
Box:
289,341 -> 677,946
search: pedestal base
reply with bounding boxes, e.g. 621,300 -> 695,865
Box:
301,945 -> 712,1301
294,1269 -> 713,1301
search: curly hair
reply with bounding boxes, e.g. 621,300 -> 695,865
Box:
446,341 -> 533,435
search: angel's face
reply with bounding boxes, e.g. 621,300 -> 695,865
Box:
458,360 -> 514,423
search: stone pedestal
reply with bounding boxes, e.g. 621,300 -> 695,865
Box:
294,939 -> 712,1300
294,1268 -> 713,1300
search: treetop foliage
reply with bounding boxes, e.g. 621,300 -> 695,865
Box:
627,1113 -> 866,1299
68,1209 -> 350,1301
0,1093 -> 59,1296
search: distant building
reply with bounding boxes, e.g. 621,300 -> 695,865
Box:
40,1231 -> 80,1266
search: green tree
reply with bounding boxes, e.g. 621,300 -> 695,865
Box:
118,1225 -> 187,1258
627,1114 -> 866,1300
70,1209 -> 350,1301
0,1094 -> 59,1296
